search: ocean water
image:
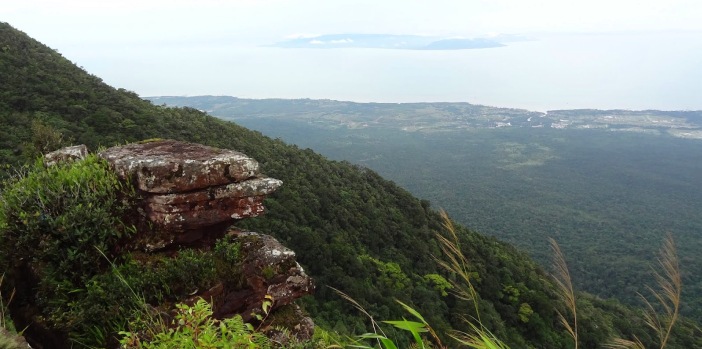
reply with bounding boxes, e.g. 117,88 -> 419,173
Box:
69,31 -> 702,111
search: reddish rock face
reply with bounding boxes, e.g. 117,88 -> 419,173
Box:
202,230 -> 315,322
148,196 -> 268,230
99,140 -> 260,193
185,230 -> 316,342
98,141 -> 305,319
99,140 -> 282,236
145,178 -> 282,206
144,178 -> 282,230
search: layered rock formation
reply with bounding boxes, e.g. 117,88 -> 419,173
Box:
19,140 -> 315,347
97,140 -> 283,251
99,140 -> 282,231
99,140 -> 314,339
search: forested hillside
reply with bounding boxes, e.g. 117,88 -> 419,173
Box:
1,22 -> 700,348
150,95 -> 702,323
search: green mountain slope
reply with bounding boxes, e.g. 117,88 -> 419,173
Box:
1,22 -> 700,348
147,95 -> 702,323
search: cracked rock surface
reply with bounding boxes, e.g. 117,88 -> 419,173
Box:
99,139 -> 261,193
99,140 -> 282,233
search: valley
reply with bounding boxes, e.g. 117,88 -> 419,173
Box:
151,96 -> 702,322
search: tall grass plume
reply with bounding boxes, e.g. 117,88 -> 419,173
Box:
606,233 -> 682,349
549,238 -> 578,349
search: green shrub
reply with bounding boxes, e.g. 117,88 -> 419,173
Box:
213,238 -> 244,288
22,119 -> 67,160
0,155 -> 135,284
0,155 -> 136,345
61,239 -> 242,345
119,298 -> 272,349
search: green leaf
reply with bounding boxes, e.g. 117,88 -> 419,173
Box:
396,300 -> 427,324
356,333 -> 399,349
383,320 -> 428,333
262,300 -> 272,314
383,319 -> 427,348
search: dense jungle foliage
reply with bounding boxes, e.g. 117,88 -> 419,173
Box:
1,22 -> 700,347
152,96 -> 702,323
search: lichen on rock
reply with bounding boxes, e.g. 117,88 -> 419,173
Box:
98,139 -> 261,193
99,140 -> 283,247
43,144 -> 87,167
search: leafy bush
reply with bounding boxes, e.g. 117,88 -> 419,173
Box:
119,298 -> 271,349
0,154 -> 134,284
0,154 -> 136,345
22,119 -> 67,160
213,238 -> 244,288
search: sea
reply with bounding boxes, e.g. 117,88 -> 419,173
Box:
69,31 -> 702,112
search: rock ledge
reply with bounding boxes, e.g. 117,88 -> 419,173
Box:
99,140 -> 282,233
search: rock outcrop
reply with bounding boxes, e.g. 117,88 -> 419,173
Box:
99,140 -> 283,248
43,144 -> 87,167
98,140 -> 261,194
200,229 -> 314,322
99,140 -> 313,339
25,141 -> 314,347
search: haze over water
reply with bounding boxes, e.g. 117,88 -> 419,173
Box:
71,31 -> 702,112
7,0 -> 702,112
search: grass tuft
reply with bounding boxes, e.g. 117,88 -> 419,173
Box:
434,210 -> 481,323
0,274 -> 14,331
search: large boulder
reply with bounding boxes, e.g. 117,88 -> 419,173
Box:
194,229 -> 315,324
99,139 -> 260,193
98,140 -> 314,337
99,140 -> 282,236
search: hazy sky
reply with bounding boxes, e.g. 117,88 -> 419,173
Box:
4,0 -> 702,110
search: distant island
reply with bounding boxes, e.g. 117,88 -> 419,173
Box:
270,33 -> 506,50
